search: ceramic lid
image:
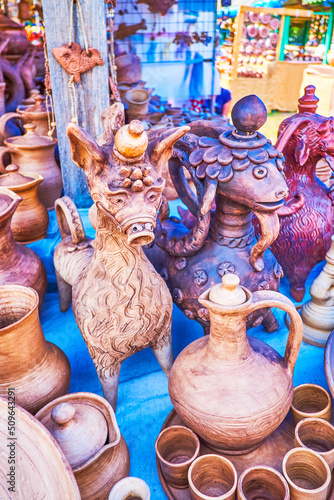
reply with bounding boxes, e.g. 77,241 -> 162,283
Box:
0,164 -> 34,187
21,95 -> 48,113
209,274 -> 247,306
43,401 -> 108,468
6,123 -> 56,148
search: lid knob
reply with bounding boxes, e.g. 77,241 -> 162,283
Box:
114,120 -> 148,159
5,164 -> 19,174
222,273 -> 240,291
231,95 -> 267,136
23,123 -> 37,134
298,85 -> 319,114
209,273 -> 247,306
51,403 -> 76,426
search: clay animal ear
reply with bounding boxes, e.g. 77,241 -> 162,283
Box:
98,102 -> 125,145
294,136 -> 310,167
147,125 -> 190,174
67,122 -> 106,173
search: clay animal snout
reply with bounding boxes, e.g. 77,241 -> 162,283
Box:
276,189 -> 288,199
127,220 -> 155,246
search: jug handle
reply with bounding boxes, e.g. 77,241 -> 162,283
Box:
248,290 -> 303,375
0,146 -> 16,174
0,112 -> 23,140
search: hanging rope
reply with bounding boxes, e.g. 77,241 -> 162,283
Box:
43,36 -> 57,139
68,75 -> 78,123
107,1 -> 121,102
68,0 -> 90,54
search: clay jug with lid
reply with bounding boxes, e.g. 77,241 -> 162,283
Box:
0,186 -> 47,306
0,123 -> 62,209
0,164 -> 49,242
16,95 -> 50,137
36,392 -> 130,500
169,274 -> 303,455
0,284 -> 70,414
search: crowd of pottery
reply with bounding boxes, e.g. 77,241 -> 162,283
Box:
2,81 -> 334,499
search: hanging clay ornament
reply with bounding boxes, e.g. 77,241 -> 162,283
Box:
52,42 -> 104,83
136,0 -> 176,16
115,19 -> 147,40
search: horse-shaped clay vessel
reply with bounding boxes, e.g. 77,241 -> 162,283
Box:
272,86 -> 334,302
53,103 -> 189,409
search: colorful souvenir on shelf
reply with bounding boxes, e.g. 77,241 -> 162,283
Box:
272,86 -> 334,302
149,94 -> 287,334
36,393 -> 130,500
0,186 -> 47,306
53,102 -> 189,409
0,285 -> 70,414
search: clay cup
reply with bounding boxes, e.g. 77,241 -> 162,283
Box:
291,384 -> 332,424
294,417 -> 334,469
188,454 -> 237,500
237,466 -> 290,499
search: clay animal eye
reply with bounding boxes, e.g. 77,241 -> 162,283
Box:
146,192 -> 158,203
253,166 -> 268,179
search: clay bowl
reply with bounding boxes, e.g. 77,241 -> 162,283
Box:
294,417 -> 334,469
109,477 -> 150,499
237,466 -> 290,499
291,384 -> 332,424
188,454 -> 237,500
155,425 -> 200,489
282,447 -> 331,500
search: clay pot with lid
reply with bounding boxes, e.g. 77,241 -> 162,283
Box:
0,164 -> 49,243
36,393 -> 130,500
169,274 -> 303,455
0,186 -> 47,306
0,123 -> 62,210
16,95 -> 51,137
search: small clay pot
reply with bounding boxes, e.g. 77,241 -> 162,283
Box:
237,466 -> 290,500
16,95 -> 50,137
295,417 -> 334,469
291,384 -> 332,424
188,454 -> 237,500
125,89 -> 150,121
108,477 -> 150,499
155,425 -> 200,489
282,447 -> 331,500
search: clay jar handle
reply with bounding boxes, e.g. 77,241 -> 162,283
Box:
248,290 -> 303,375
0,112 -> 23,140
0,146 -> 17,174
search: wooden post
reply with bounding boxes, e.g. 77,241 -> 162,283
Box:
42,0 -> 109,207
279,15 -> 290,62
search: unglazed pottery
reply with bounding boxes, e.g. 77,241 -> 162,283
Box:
282,448 -> 331,500
109,477 -> 150,500
188,455 -> 237,500
291,384 -> 332,424
53,102 -> 189,409
0,164 -> 49,242
273,86 -> 334,302
0,285 -> 70,414
237,466 -> 290,500
125,88 -> 150,121
36,392 -> 130,500
300,235 -> 334,346
16,95 -> 50,136
155,426 -> 200,489
294,418 -> 334,469
0,186 -> 47,305
0,396 -> 80,499
169,274 -> 303,454
0,123 -> 62,209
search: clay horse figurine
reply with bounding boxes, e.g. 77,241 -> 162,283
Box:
53,103 -> 189,409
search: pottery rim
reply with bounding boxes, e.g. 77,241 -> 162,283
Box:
0,171 -> 43,191
295,417 -> 334,463
237,465 -> 290,500
291,383 -> 332,421
0,285 -> 38,332
155,425 -> 200,469
108,476 -> 150,499
188,454 -> 238,500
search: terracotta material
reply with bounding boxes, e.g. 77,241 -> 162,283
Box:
18,0 -> 31,20
125,88 -> 150,121
0,186 -> 47,305
294,417 -> 334,470
0,14 -> 29,58
169,274 -> 303,454
109,477 -> 150,499
148,95 -> 288,335
155,425 -> 200,489
0,81 -> 5,117
272,85 -> 334,302
115,54 -> 142,83
115,19 -> 147,40
0,284 -> 70,414
52,42 -> 104,83
36,392 -> 130,500
291,384 -> 332,425
136,0 -> 177,15
237,466 -> 290,500
188,455 -> 237,500
300,235 -> 334,346
316,158 -> 331,186
0,123 -> 62,210
325,330 -> 334,399
53,102 -> 189,409
0,164 -> 49,243
0,396 -> 81,499
16,95 -> 50,136
282,447 -> 331,500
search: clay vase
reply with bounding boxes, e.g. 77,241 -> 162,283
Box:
237,466 -> 290,499
0,186 -> 47,306
295,418 -> 334,470
291,384 -> 332,425
169,273 -> 303,454
36,393 -> 130,500
0,164 -> 49,243
300,235 -> 334,346
282,448 -> 331,500
0,123 -> 62,210
109,477 -> 150,500
16,95 -> 50,137
125,88 -> 150,121
0,284 -> 70,414
188,454 -> 237,500
115,53 -> 142,84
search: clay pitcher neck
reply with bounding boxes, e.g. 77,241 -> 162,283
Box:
0,190 -> 22,269
211,194 -> 254,242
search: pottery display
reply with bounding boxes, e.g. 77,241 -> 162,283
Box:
300,235 -> 334,346
0,186 -> 47,305
115,53 -> 142,84
272,86 -> 334,302
291,384 -> 332,424
0,14 -> 29,59
53,102 -> 189,409
294,417 -> 334,469
0,284 -> 70,414
0,164 -> 49,242
188,455 -> 237,500
36,392 -> 130,500
282,448 -> 331,500
0,123 -> 62,209
237,466 -> 290,500
125,88 -> 150,121
109,477 -> 150,500
15,95 -> 50,136
0,396 -> 81,499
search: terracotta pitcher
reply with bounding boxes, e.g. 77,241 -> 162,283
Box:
15,95 -> 50,136
0,284 -> 70,414
0,123 -> 62,210
169,273 -> 303,455
0,186 -> 47,306
0,164 -> 49,243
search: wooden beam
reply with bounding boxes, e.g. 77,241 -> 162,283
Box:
232,10 -> 244,80
42,0 -> 109,207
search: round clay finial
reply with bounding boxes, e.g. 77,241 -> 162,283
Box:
51,402 -> 76,425
298,85 -> 319,114
222,273 -> 240,291
231,95 -> 267,135
23,123 -> 37,134
114,120 -> 148,159
209,273 -> 247,306
5,164 -> 19,174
